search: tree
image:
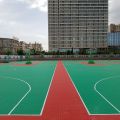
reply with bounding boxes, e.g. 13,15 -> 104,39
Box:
6,50 -> 12,56
5,50 -> 12,63
67,50 -> 71,55
31,49 -> 36,55
17,49 -> 24,61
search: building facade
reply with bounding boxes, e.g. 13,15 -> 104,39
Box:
19,41 -> 27,52
110,24 -> 120,32
0,38 -> 43,55
108,32 -> 120,47
0,38 -> 19,54
32,42 -> 43,52
48,0 -> 108,52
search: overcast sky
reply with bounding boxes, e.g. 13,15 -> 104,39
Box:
0,0 -> 120,51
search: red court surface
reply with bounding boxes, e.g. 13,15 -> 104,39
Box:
0,61 -> 120,120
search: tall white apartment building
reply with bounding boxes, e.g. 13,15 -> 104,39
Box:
48,0 -> 108,52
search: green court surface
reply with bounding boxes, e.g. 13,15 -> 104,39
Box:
0,60 -> 120,116
63,60 -> 120,114
0,61 -> 57,115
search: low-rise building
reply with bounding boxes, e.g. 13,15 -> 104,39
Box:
26,43 -> 33,51
19,41 -> 27,52
0,37 -> 43,55
32,42 -> 43,52
110,24 -> 120,32
0,38 -> 19,54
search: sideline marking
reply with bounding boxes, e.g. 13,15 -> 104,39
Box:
63,62 -> 91,115
40,62 -> 57,116
0,62 -> 56,116
63,62 -> 120,115
94,76 -> 120,114
0,76 -> 31,115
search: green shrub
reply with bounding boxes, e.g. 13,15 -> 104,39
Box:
26,61 -> 32,64
88,60 -> 95,64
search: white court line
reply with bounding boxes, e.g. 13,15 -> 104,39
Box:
40,62 -> 57,116
0,76 -> 31,115
63,62 -> 120,115
94,76 -> 120,114
63,63 -> 91,115
0,61 -> 56,116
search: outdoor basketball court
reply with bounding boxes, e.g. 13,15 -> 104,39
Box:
0,61 -> 57,115
0,60 -> 120,120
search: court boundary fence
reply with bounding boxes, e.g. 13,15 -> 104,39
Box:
0,54 -> 120,62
